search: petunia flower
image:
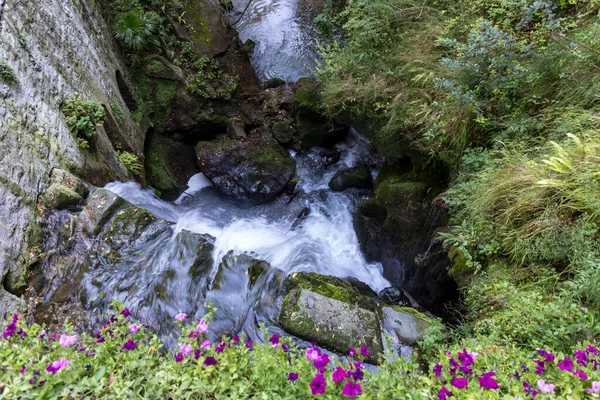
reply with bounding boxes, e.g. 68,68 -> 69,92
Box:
174,352 -> 184,363
359,346 -> 369,357
121,339 -> 137,352
128,324 -> 141,334
587,381 -> 600,393
537,379 -> 555,394
282,344 -> 289,352
332,366 -> 348,383
574,370 -> 588,380
451,377 -> 468,389
19,367 -> 25,375
58,334 -> 78,347
557,357 -> 573,371
288,372 -> 298,382
86,350 -> 95,357
574,349 -> 588,366
174,313 -> 187,321
434,363 -> 443,377
196,319 -> 208,333
201,339 -> 211,349
314,353 -> 330,373
120,308 -> 131,318
203,356 -> 217,367
478,371 -> 499,390
348,348 -> 356,358
179,343 -> 193,356
341,381 -> 362,398
306,348 -> 321,362
458,349 -> 475,367
46,358 -> 70,374
188,332 -> 199,339
245,338 -> 254,350
215,342 -> 225,354
438,386 -> 453,400
587,345 -> 599,355
537,350 -> 554,363
310,373 -> 326,395
269,334 -> 280,348
232,335 -> 240,344
96,337 -> 105,343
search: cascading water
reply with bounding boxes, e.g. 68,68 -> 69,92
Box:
82,130 -> 390,347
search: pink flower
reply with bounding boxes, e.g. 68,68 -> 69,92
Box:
332,366 -> 348,383
451,377 -> 468,389
201,340 -> 211,349
128,324 -> 140,334
179,343 -> 193,355
58,334 -> 78,347
348,348 -> 356,358
359,346 -> 369,357
341,381 -> 362,397
46,358 -> 70,374
196,319 -> 208,333
306,348 -> 321,361
587,381 -> 600,393
537,379 -> 555,394
175,313 -> 187,321
310,373 -> 326,395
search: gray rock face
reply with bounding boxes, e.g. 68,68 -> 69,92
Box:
381,306 -> 431,345
328,167 -> 372,192
0,0 -> 145,319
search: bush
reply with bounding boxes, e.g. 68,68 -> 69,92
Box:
62,94 -> 105,149
109,98 -> 126,126
186,57 -> 238,100
117,151 -> 143,176
0,59 -> 17,84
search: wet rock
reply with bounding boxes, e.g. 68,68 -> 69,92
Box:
271,120 -> 295,145
380,306 -> 431,345
174,230 -> 215,282
43,183 -> 85,210
291,207 -> 311,230
318,149 -> 341,167
264,78 -> 286,89
243,39 -> 256,54
279,273 -> 383,363
226,117 -> 247,139
196,134 -> 295,203
76,189 -> 125,237
144,56 -> 185,82
378,286 -> 411,306
328,167 -> 372,192
50,169 -> 89,198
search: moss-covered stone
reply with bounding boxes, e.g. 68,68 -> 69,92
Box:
264,78 -> 286,89
271,121 -> 295,145
42,183 -> 84,210
380,306 -> 431,345
328,166 -> 372,192
76,189 -> 126,237
144,56 -> 185,82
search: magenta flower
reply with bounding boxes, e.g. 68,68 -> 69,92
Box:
200,339 -> 210,348
46,358 -> 70,374
19,368 -> 25,375
348,348 -> 356,358
306,348 -> 321,361
537,379 -> 555,394
458,349 -> 475,367
86,350 -> 95,357
196,319 -> 208,333
215,342 -> 225,354
179,343 -> 193,356
451,377 -> 468,389
350,361 -> 364,381
587,381 -> 600,393
438,386 -> 453,400
587,345 -> 599,355
557,357 -> 573,371
175,313 -> 187,321
537,349 -> 554,363
359,346 -> 369,357
269,334 -> 280,348
120,308 -> 131,317
310,373 -> 326,395
194,349 -> 202,360
233,335 -> 240,344
534,360 -> 545,375
333,366 -> 348,383
478,372 -> 499,390
174,352 -> 184,363
282,343 -> 289,352
314,353 -> 330,373
245,338 -> 254,350
188,332 -> 198,339
342,381 -> 362,398
203,356 -> 217,367
523,381 -> 538,397
433,363 -> 443,377
574,370 -> 588,380
574,349 -> 588,366
128,324 -> 141,334
58,334 -> 78,347
288,372 -> 298,382
121,339 -> 137,352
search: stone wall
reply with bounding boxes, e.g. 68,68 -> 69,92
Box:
0,0 -> 144,319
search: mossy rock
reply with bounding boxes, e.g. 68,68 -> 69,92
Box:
173,229 -> 215,282
264,78 -> 286,89
144,56 -> 185,82
328,167 -> 372,191
50,169 -> 89,198
43,183 -> 84,210
271,121 -> 295,145
76,189 -> 126,237
380,306 -> 432,345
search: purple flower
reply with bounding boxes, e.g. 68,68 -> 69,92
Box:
359,346 -> 369,357
188,332 -> 198,339
537,379 -> 555,394
174,352 -> 184,363
534,360 -> 545,375
179,343 -> 193,356
574,349 -> 588,366
245,338 -> 254,350
203,356 -> 217,367
478,372 -> 499,390
458,350 -> 475,367
58,333 -> 78,347
587,345 -> 599,355
341,381 -> 362,398
434,363 -> 443,377
200,339 -> 210,349
306,348 -> 321,362
282,344 -> 289,352
537,349 -> 554,363
194,349 -> 202,360
120,308 -> 131,318
46,358 -> 70,374
587,381 -> 600,393
3,322 -> 16,339
269,334 -> 280,348
314,353 -> 330,373
196,319 -> 208,334
96,337 -> 105,343
333,366 -> 348,383
557,357 -> 573,371
451,377 -> 468,389
574,370 -> 588,380
288,372 -> 298,382
310,373 -> 326,395
232,335 -> 240,344
215,342 -> 225,354
128,324 -> 141,335
350,361 -> 364,381
174,313 -> 187,321
86,350 -> 95,357
19,368 -> 25,375
438,386 -> 453,400
524,381 -> 538,398
348,348 -> 356,358
121,339 -> 137,352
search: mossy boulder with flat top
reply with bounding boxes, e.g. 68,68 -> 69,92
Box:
43,184 -> 84,210
196,134 -> 295,203
328,166 -> 372,191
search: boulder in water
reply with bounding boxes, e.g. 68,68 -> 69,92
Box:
76,189 -> 125,237
196,134 -> 295,203
264,78 -> 286,89
380,306 -> 431,345
328,166 -> 372,192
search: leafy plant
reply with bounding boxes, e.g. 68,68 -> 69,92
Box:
0,59 -> 17,84
62,94 -> 105,149
118,151 -> 143,176
186,57 -> 238,100
113,11 -> 157,52
109,98 -> 126,126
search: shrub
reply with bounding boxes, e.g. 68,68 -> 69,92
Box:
0,59 -> 17,84
113,11 -> 157,52
62,94 -> 105,149
109,98 -> 126,126
117,151 -> 143,176
186,57 -> 238,100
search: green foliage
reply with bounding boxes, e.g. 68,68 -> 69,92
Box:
61,94 -> 105,149
109,98 -> 126,126
186,57 -> 239,100
114,11 -> 157,52
118,151 -> 143,176
0,59 -> 17,84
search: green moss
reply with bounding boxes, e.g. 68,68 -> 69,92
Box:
147,60 -> 166,74
0,59 -> 17,84
109,98 -> 126,126
105,205 -> 154,239
390,305 -> 430,322
182,0 -> 214,46
131,71 -> 178,126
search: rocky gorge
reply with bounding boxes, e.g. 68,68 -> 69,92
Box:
0,0 -> 456,362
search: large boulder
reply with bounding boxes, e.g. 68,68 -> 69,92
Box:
196,134 -> 295,203
328,166 -> 372,191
